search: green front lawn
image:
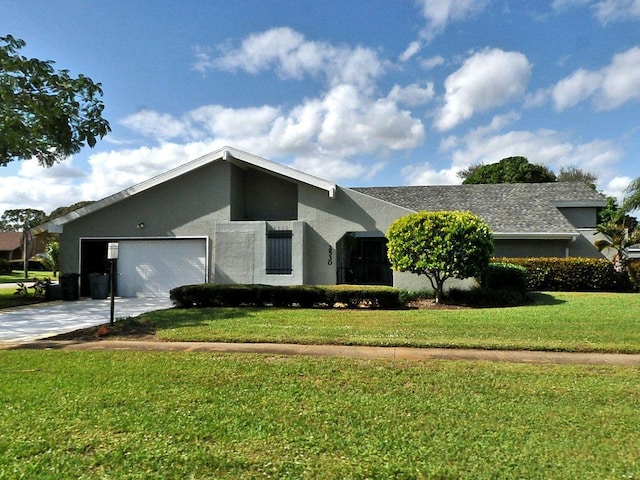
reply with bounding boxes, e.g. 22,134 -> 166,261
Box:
0,350 -> 638,479
0,271 -> 56,309
0,288 -> 44,309
135,292 -> 640,353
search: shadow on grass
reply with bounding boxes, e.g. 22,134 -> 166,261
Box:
527,292 -> 567,306
149,307 -> 251,330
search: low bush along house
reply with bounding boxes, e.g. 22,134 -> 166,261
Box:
33,146 -> 607,297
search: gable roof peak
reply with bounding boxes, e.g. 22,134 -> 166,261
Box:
33,146 -> 337,234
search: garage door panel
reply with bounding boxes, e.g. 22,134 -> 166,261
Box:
118,239 -> 206,297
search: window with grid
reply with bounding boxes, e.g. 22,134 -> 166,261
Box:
266,229 -> 293,274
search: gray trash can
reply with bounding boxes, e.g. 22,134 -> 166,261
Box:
89,273 -> 109,299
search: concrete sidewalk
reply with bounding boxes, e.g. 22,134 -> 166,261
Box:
6,339 -> 640,366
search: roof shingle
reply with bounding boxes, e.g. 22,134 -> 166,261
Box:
0,232 -> 22,252
352,182 -> 606,234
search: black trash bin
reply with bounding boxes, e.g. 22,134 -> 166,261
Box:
59,273 -> 80,301
45,283 -> 63,301
89,273 -> 109,299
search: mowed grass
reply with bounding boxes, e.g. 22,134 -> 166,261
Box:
0,271 -> 54,309
143,292 -> 640,353
1,350 -> 639,479
0,270 -> 55,283
0,288 -> 43,309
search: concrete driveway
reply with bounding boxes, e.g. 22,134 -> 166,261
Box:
0,297 -> 173,344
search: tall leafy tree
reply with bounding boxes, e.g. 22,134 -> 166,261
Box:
0,208 -> 45,231
0,35 -> 110,166
43,201 -> 94,223
458,156 -> 557,184
557,166 -> 597,189
387,211 -> 494,303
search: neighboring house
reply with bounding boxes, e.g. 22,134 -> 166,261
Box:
0,232 -> 22,261
0,231 -> 48,264
34,147 -> 607,297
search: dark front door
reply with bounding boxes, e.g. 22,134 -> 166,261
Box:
338,235 -> 393,286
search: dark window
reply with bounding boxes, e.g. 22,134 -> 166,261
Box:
266,229 -> 293,274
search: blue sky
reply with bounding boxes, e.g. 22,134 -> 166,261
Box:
2,0 -> 639,214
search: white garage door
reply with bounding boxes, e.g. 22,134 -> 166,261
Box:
117,239 -> 206,297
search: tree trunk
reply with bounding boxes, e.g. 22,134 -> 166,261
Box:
434,277 -> 445,304
22,224 -> 32,279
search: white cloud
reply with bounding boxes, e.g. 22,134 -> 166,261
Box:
82,141 -> 224,201
467,112 -> 522,138
188,105 -> 281,138
598,46 -> 640,108
524,88 -> 551,108
292,155 -> 386,182
420,55 -> 445,70
316,84 -> 425,156
594,0 -> 640,23
439,121 -> 623,189
416,0 -> 490,40
553,46 -> 640,110
435,48 -> 532,131
84,82 -> 426,198
552,0 -> 640,22
444,129 -> 568,168
269,100 -> 325,154
387,82 -> 435,107
401,163 -> 461,185
552,69 -> 603,110
120,110 -> 194,141
203,27 -> 385,90
399,41 -> 421,62
552,0 -> 591,10
0,158 -> 87,213
605,175 -> 633,203
192,45 -> 215,74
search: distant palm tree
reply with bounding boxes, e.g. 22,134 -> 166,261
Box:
623,177 -> 640,213
42,241 -> 59,278
595,219 -> 640,271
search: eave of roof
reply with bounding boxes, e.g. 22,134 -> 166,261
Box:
33,146 -> 337,234
493,232 -> 578,240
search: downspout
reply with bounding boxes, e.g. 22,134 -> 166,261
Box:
566,234 -> 578,257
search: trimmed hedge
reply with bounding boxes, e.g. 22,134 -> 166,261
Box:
493,257 -> 632,292
8,259 -> 47,271
481,262 -> 528,294
0,259 -> 11,274
170,284 -> 403,309
627,259 -> 640,292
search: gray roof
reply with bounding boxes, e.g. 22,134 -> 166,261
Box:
352,182 -> 606,234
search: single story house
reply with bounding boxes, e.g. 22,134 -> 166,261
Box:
0,231 -> 48,263
34,146 -> 607,297
0,232 -> 23,262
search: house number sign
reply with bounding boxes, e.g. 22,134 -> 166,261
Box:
328,245 -> 333,265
